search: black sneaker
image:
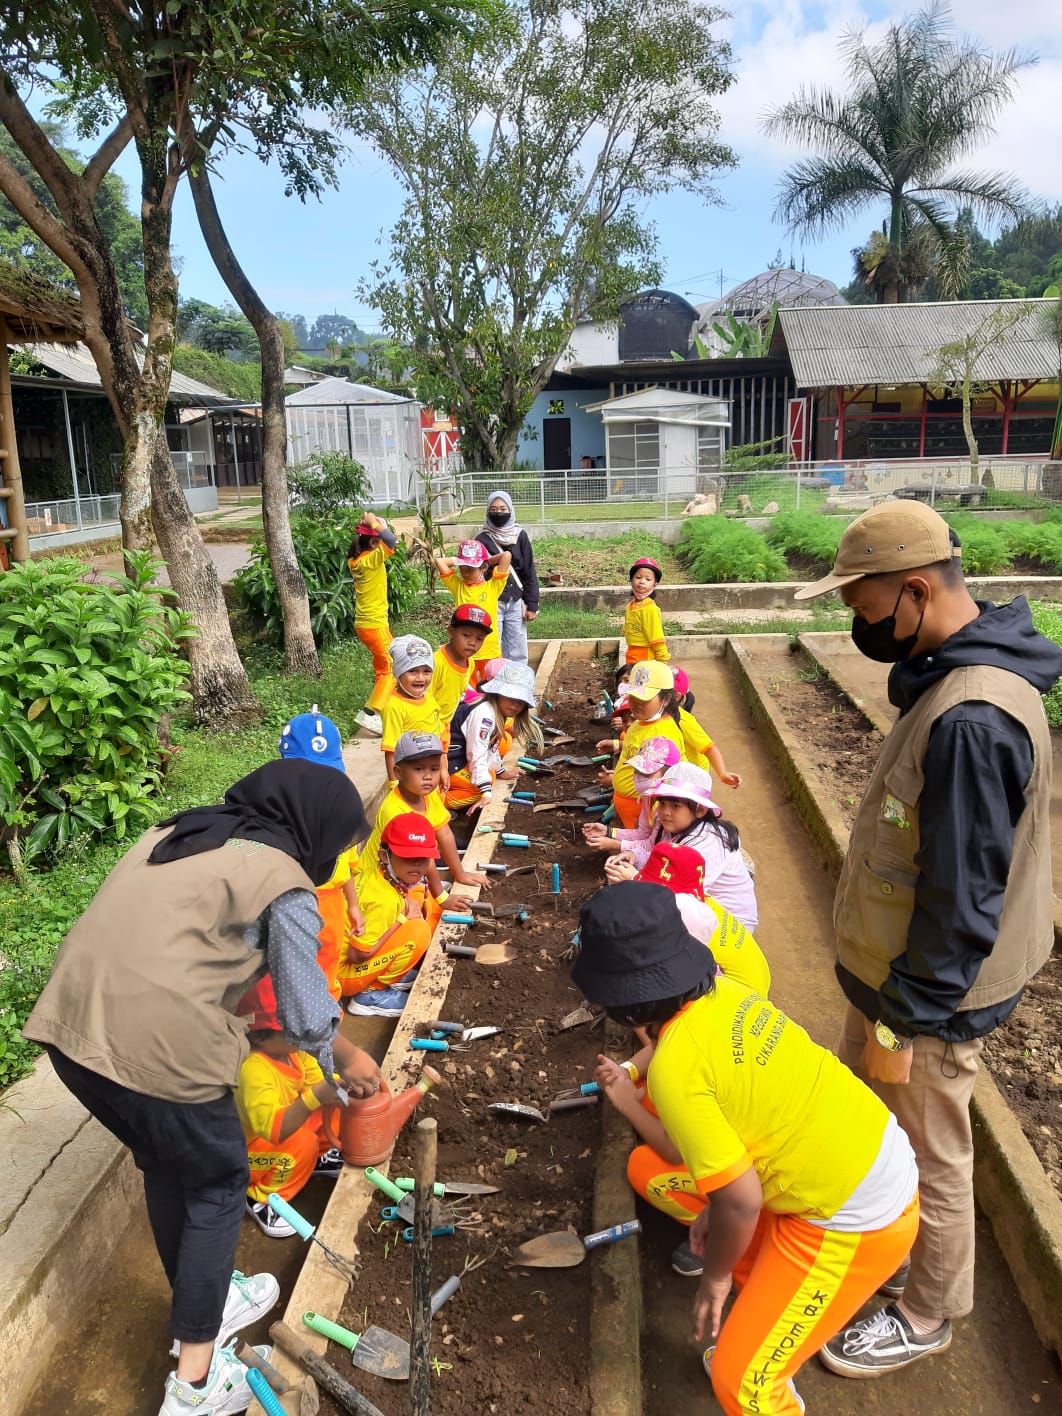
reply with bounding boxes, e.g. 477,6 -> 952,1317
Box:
314,1148 -> 345,1178
671,1239 -> 704,1277
878,1259 -> 910,1299
820,1303 -> 952,1378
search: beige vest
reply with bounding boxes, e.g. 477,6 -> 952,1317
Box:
835,665 -> 1053,1012
23,827 -> 312,1102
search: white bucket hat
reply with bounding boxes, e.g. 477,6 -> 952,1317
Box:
642,761 -> 722,817
480,661 -> 537,709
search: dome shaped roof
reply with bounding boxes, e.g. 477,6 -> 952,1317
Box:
721,269 -> 846,321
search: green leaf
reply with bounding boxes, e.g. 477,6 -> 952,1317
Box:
26,697 -> 49,721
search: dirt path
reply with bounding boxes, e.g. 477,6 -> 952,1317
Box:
642,650 -> 1060,1414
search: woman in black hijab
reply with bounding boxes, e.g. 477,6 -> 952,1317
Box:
24,759 -> 377,1412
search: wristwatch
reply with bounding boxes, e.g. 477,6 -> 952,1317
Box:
874,1020 -> 912,1052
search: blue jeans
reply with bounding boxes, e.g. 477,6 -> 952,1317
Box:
498,597 -> 529,662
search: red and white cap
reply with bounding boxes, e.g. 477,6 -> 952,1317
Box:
381,812 -> 439,858
635,843 -> 708,900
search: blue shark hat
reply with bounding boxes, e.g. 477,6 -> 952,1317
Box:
279,703 -> 345,772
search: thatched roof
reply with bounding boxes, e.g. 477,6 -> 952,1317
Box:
0,258 -> 85,343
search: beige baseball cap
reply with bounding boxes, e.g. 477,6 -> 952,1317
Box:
793,499 -> 961,601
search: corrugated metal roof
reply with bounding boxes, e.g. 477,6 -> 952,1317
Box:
777,300 -> 1058,388
22,341 -> 238,406
285,376 -> 414,406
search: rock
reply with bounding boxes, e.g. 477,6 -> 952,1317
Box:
737,493 -> 753,515
761,501 -> 779,515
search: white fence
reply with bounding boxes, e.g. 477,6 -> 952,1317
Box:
419,458 -> 1056,523
25,493 -> 122,536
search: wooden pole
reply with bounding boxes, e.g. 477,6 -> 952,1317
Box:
409,1116 -> 438,1416
268,1322 -> 385,1416
0,316 -> 30,563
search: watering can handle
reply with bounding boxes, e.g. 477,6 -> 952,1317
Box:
245,1368 -> 287,1416
582,1219 -> 642,1250
319,1104 -> 343,1155
364,1165 -> 406,1203
267,1193 -> 316,1242
303,1310 -> 360,1350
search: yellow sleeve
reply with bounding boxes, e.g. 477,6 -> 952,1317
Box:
440,568 -> 460,602
299,1052 -> 325,1088
649,1034 -> 753,1196
680,709 -> 713,759
643,601 -> 669,660
349,867 -> 403,955
237,1053 -> 288,1145
381,697 -> 408,753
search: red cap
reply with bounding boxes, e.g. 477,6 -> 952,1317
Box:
451,603 -> 493,630
381,812 -> 439,859
235,974 -> 281,1033
635,843 -> 706,900
356,519 -> 380,536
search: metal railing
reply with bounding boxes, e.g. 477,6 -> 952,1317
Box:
108,450 -> 217,490
25,494 -> 122,536
419,457 -> 1056,523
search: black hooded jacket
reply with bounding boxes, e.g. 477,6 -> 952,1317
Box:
837,597 -> 1062,1042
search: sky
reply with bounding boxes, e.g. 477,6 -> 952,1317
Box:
106,0 -> 1062,330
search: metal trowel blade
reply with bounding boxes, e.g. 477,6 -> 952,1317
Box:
487,1102 -> 548,1122
510,1231 -> 586,1268
352,1326 -> 411,1381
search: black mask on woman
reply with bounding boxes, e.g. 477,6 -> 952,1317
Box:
850,585 -> 924,663
487,510 -> 510,527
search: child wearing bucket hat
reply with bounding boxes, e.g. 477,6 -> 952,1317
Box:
573,883 -> 920,1416
347,512 -> 398,735
444,661 -> 543,811
381,636 -> 447,783
671,664 -> 742,789
624,556 -> 670,665
599,661 -> 686,829
434,539 -> 512,683
583,734 -> 679,854
343,813 -> 440,1016
235,974 -> 345,1238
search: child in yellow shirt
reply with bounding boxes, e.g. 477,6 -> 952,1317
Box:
431,604 -> 492,739
624,557 -> 670,664
381,635 -> 447,782
235,975 -> 345,1239
347,512 -> 397,734
671,665 -> 742,788
597,660 -> 685,828
435,540 -> 511,684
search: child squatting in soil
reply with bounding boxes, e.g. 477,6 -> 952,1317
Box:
435,539 -> 512,685
347,511 -> 398,735
235,974 -> 345,1239
599,660 -> 686,828
382,635 -> 447,783
444,660 -> 543,812
342,813 -> 441,1018
573,881 -> 920,1416
583,733 -> 679,849
624,556 -> 670,664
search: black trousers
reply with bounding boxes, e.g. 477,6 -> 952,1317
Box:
47,1046 -> 249,1343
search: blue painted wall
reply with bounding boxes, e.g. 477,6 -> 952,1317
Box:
517,389 -> 609,469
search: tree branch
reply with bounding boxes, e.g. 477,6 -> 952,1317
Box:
82,116 -> 134,197
0,71 -> 81,216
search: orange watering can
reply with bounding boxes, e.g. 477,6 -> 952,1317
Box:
321,1066 -> 443,1167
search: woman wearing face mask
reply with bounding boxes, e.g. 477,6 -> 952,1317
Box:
476,490 -> 539,663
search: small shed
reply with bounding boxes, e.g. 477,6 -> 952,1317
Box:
285,378 -> 424,505
584,386 -> 731,499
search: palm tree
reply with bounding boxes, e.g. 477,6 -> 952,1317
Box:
762,3 -> 1034,303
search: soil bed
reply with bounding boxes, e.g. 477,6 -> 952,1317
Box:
761,647 -> 1062,1201
318,657 -> 617,1416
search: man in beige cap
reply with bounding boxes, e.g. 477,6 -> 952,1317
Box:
796,499 -> 1061,1377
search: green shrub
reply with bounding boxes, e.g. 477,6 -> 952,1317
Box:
998,520 -> 1062,573
171,345 -> 262,402
677,518 -> 788,582
765,511 -> 844,568
1029,602 -> 1062,729
287,452 -> 372,516
0,553 -> 192,871
942,515 -> 1013,575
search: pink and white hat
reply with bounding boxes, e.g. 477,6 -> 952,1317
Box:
643,761 -> 722,817
455,539 -> 488,567
671,665 -> 690,698
627,736 -> 682,778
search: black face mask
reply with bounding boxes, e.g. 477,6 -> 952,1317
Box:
487,510 -> 509,527
850,585 -> 924,663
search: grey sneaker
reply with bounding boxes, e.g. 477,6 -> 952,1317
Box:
878,1259 -> 910,1299
819,1303 -> 952,1378
671,1239 -> 704,1277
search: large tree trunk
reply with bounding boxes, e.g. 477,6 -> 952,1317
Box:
186,161 -> 319,676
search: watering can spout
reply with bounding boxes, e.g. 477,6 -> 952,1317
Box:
321,1067 -> 443,1168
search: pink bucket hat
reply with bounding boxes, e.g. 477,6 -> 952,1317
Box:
643,761 -> 722,817
455,539 -> 488,567
627,736 -> 682,777
671,665 -> 689,698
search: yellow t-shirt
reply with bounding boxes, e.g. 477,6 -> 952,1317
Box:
381,689 -> 446,754
441,569 -> 506,661
648,979 -> 890,1218
624,598 -> 669,661
236,1048 -> 324,1145
320,845 -> 357,892
431,646 -> 472,733
348,544 -> 394,630
347,859 -> 408,957
612,716 -> 686,799
356,786 -> 450,884
701,898 -> 770,997
678,706 -> 713,771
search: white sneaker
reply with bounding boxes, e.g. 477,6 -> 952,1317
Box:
169,1270 -> 280,1360
158,1344 -> 254,1414
353,709 -> 383,736
703,1345 -> 804,1412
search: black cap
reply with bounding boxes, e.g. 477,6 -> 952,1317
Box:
571,882 -> 711,1006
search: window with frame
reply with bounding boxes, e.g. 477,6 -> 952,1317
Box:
607,420 -> 659,471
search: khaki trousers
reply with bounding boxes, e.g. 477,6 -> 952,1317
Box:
838,1001 -> 983,1321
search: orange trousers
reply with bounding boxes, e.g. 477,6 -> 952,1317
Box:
624,645 -> 651,664
315,884 -> 347,1002
612,792 -> 641,829
246,1111 -> 329,1203
356,625 -> 394,712
338,916 -> 433,996
629,1145 -> 920,1416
